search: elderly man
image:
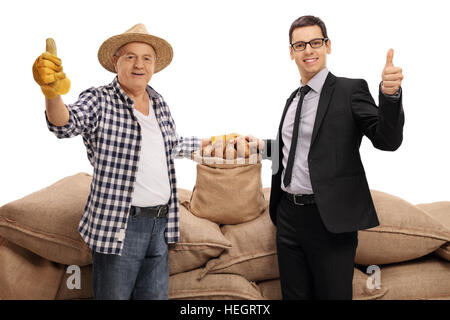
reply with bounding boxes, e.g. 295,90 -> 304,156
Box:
32,24 -> 210,299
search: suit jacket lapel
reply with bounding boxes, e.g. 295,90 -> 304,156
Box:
276,88 -> 299,173
310,72 -> 336,147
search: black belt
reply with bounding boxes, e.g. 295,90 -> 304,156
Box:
130,204 -> 169,218
284,192 -> 316,206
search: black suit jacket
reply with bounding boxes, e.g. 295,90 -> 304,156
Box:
265,72 -> 404,233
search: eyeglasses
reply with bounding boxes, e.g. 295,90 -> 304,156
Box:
290,38 -> 329,52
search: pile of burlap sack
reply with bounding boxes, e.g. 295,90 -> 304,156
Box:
1,158 -> 449,300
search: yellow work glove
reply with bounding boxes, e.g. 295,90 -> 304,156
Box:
32,38 -> 71,99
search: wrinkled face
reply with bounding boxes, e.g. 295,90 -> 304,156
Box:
290,25 -> 331,84
113,42 -> 156,92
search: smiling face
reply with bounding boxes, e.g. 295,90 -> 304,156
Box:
113,42 -> 156,94
290,25 -> 331,85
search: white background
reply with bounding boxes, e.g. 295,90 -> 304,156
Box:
0,0 -> 449,206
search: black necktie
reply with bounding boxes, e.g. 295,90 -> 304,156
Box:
283,85 -> 311,188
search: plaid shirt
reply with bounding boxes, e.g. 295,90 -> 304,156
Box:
45,77 -> 201,255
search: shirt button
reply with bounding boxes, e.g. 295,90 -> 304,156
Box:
129,187 -> 133,193
135,146 -> 139,152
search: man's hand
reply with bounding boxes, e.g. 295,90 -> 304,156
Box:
381,49 -> 403,95
32,38 -> 71,99
191,138 -> 213,160
243,135 -> 265,153
201,138 -> 212,155
227,134 -> 265,158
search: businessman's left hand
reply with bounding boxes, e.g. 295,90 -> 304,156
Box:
381,48 -> 403,95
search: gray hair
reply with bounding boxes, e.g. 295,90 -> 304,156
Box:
114,46 -> 122,58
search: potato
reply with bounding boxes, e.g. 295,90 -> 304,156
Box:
236,137 -> 250,158
225,143 -> 237,160
202,144 -> 214,157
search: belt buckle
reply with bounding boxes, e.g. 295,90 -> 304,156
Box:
293,194 -> 305,206
157,205 -> 166,218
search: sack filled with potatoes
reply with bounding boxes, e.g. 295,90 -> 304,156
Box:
194,133 -> 264,166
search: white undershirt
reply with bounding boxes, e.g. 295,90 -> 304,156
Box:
131,101 -> 171,207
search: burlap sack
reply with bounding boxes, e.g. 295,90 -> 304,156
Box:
189,162 -> 266,225
256,268 -> 388,300
416,202 -> 450,228
355,190 -> 450,265
379,256 -> 450,300
177,188 -> 193,204
169,203 -> 232,275
169,268 -> 264,300
417,201 -> 450,261
434,244 -> 450,261
199,208 -> 278,282
0,173 -> 92,266
257,279 -> 282,300
55,265 -> 93,300
0,237 -> 65,300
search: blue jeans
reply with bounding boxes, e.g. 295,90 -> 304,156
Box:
92,210 -> 169,300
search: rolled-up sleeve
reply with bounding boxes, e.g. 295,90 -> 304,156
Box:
45,87 -> 100,139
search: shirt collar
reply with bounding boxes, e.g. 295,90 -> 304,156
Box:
301,67 -> 329,95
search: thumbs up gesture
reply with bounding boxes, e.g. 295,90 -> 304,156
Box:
381,49 -> 403,95
32,38 -> 71,99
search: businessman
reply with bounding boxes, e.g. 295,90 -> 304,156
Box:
262,15 -> 404,299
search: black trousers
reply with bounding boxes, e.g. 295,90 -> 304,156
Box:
276,192 -> 358,300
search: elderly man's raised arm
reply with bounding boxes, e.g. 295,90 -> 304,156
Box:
34,39 -> 100,138
45,96 -> 69,127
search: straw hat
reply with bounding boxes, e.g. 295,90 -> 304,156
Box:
98,23 -> 173,73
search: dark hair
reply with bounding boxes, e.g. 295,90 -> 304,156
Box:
289,15 -> 328,44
